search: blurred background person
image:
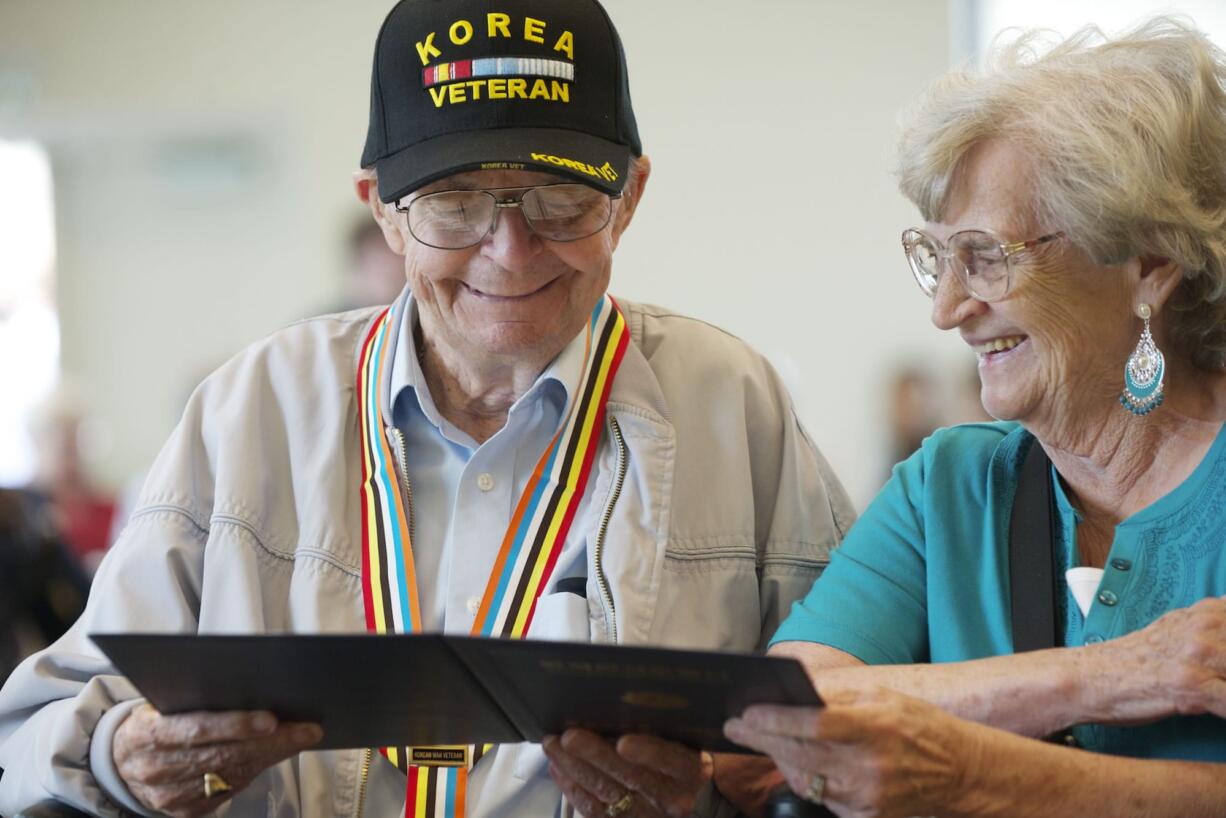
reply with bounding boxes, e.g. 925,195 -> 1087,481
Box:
309,214 -> 409,317
335,215 -> 408,311
877,361 -> 991,488
0,489 -> 89,683
26,386 -> 116,576
883,365 -> 941,470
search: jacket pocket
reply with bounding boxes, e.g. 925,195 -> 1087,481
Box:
525,589 -> 592,643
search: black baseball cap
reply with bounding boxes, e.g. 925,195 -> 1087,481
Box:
361,0 -> 642,203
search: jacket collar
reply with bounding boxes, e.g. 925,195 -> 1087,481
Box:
360,289 -> 674,434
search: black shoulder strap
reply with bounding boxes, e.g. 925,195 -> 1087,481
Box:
1009,437 -> 1060,652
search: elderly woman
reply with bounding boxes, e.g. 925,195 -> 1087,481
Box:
720,17 -> 1226,818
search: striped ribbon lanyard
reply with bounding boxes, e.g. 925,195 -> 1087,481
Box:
357,295 -> 629,817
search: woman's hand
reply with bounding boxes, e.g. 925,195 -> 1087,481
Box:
113,704 -> 323,818
543,729 -> 712,818
724,687 -> 983,818
1089,596 -> 1226,724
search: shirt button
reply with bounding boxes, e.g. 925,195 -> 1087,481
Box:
1084,634 -> 1104,644
466,596 -> 481,615
477,473 -> 495,492
1110,558 -> 1132,571
1097,590 -> 1118,607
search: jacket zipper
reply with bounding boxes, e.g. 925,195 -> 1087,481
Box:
593,416 -> 628,644
392,427 -> 415,542
357,429 -> 415,818
355,748 -> 372,818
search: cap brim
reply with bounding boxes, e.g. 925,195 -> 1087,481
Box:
374,127 -> 634,203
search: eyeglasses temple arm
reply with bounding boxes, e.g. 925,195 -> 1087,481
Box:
1002,231 -> 1065,254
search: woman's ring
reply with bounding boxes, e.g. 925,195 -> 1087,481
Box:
804,772 -> 826,804
203,771 -> 232,799
605,792 -> 634,817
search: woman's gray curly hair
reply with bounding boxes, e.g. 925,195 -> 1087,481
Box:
897,16 -> 1226,371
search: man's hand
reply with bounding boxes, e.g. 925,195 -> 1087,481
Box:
113,704 -> 323,818
543,729 -> 712,818
711,754 -> 785,818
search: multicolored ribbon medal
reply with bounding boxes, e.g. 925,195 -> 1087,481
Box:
357,295 -> 629,817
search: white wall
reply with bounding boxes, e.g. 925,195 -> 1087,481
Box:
0,0 -> 961,507
609,1 -> 963,504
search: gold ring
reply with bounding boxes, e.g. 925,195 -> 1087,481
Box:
203,771 -> 232,799
604,792 -> 633,817
804,771 -> 825,804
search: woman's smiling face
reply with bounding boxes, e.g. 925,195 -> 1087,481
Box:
927,139 -> 1135,426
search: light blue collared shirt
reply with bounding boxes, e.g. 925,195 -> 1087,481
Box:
387,293 -> 593,635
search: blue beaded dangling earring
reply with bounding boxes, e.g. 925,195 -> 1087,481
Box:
1119,302 -> 1165,416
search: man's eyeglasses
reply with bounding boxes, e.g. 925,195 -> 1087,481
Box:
396,183 -> 619,250
901,228 -> 1065,302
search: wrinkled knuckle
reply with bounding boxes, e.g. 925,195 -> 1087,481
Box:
141,760 -> 178,786
1171,663 -> 1203,692
147,788 -> 176,811
183,719 -> 206,745
1185,645 -> 1213,668
127,756 -> 159,784
565,731 -> 599,756
198,743 -> 228,768
150,724 -> 176,750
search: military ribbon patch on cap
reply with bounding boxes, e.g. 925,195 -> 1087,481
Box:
423,57 -> 575,87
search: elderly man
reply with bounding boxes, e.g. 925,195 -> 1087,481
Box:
0,1 -> 851,816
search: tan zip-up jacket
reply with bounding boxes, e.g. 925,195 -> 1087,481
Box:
0,297 -> 854,817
